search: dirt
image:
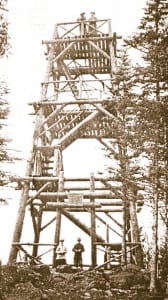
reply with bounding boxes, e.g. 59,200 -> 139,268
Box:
0,264 -> 166,300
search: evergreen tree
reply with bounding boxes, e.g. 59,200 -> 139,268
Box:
0,0 -> 9,56
127,0 -> 168,292
0,0 -> 10,185
104,49 -> 146,267
0,80 -> 10,185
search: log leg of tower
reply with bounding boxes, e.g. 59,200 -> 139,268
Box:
52,169 -> 64,266
121,183 -> 127,266
90,173 -> 97,267
8,152 -> 34,263
32,204 -> 43,258
7,24 -> 60,264
126,208 -> 131,263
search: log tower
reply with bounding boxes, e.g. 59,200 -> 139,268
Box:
8,18 -> 143,267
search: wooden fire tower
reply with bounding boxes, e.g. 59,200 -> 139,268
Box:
8,18 -> 143,267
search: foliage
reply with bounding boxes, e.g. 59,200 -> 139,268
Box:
0,0 -> 10,56
0,1 -> 11,185
104,49 -> 146,267
0,80 -> 10,185
125,0 -> 168,292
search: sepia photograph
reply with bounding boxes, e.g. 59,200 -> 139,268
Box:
0,0 -> 167,299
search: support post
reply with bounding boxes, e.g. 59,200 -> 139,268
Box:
32,204 -> 43,258
90,172 -> 97,267
121,184 -> 127,267
8,151 -> 34,263
52,169 -> 64,266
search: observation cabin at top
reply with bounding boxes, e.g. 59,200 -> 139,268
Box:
8,17 -> 144,269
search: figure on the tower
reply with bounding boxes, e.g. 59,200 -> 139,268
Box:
77,12 -> 87,36
88,12 -> 98,36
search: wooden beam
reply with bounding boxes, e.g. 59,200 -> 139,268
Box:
40,78 -> 113,85
29,99 -> 114,106
12,175 -> 122,183
105,213 -> 123,228
93,103 -> 119,122
42,36 -> 113,44
63,186 -> 108,191
55,19 -> 109,26
12,242 -> 57,246
101,180 -> 123,200
62,209 -> 105,244
42,104 -> 67,126
54,42 -> 75,61
48,111 -> 99,149
45,203 -> 101,208
40,216 -> 56,231
39,190 -> 121,200
27,182 -> 51,205
95,213 -> 122,238
44,207 -> 129,213
97,138 -> 118,157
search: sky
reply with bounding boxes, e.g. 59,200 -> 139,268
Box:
0,0 -> 149,264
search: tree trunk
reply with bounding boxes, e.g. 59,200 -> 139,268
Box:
129,187 -> 144,268
149,183 -> 158,292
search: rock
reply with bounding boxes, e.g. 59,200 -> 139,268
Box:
41,293 -> 48,299
31,264 -> 50,276
105,289 -> 113,297
84,292 -> 91,299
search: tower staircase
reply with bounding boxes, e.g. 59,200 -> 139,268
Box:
8,18 -> 144,268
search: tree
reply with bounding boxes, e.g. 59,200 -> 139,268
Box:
0,0 -> 10,56
0,0 -> 10,185
0,80 -> 10,185
127,0 -> 168,292
104,49 -> 145,268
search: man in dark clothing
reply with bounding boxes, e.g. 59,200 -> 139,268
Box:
77,12 -> 87,36
72,238 -> 85,268
88,12 -> 98,36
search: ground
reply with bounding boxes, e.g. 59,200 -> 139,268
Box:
0,264 -> 166,300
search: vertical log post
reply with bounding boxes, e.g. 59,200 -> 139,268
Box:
108,18 -> 115,74
105,224 -> 111,270
35,150 -> 42,176
8,182 -> 30,263
106,224 -> 109,244
90,172 -> 97,267
32,149 -> 43,258
52,169 -> 64,266
8,151 -> 34,264
32,204 -> 43,258
121,182 -> 127,267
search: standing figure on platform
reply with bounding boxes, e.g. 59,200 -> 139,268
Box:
72,237 -> 85,268
77,12 -> 87,36
88,12 -> 98,36
55,239 -> 67,267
